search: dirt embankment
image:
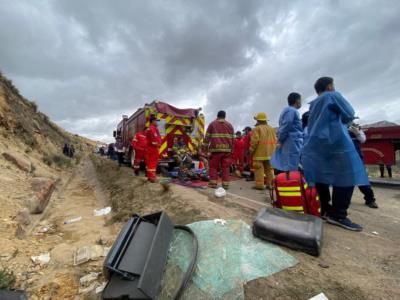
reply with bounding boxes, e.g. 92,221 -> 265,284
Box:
0,71 -> 94,166
90,154 -> 251,225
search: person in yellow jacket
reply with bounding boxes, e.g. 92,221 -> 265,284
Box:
250,112 -> 277,190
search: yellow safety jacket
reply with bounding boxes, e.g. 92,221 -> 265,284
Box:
250,124 -> 277,160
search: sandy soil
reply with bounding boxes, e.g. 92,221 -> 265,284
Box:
1,153 -> 399,299
90,155 -> 400,300
0,156 -> 118,299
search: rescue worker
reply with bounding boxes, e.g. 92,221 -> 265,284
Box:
379,164 -> 392,178
203,110 -> 234,189
301,77 -> 368,231
232,131 -> 245,176
250,113 -> 277,190
146,115 -> 161,182
349,124 -> 379,208
131,129 -> 147,176
172,137 -> 192,167
243,126 -> 254,180
271,92 -> 303,172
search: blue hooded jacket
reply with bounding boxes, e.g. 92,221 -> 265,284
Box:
301,91 -> 369,186
271,106 -> 303,171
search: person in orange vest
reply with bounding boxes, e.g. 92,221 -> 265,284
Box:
145,115 -> 161,182
250,112 -> 277,190
131,129 -> 147,176
232,131 -> 245,176
203,110 -> 234,189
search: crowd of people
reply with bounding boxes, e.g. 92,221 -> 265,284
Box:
109,76 -> 377,232
201,76 -> 378,232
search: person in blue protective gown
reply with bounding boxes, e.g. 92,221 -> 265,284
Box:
271,92 -> 303,172
301,77 -> 369,231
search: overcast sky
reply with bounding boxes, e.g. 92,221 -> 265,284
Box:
1,0 -> 399,142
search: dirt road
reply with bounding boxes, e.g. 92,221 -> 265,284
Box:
1,157 -> 118,299
91,155 -> 400,300
2,155 -> 399,299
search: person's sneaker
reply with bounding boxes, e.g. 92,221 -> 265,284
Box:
326,216 -> 363,231
365,201 -> 379,209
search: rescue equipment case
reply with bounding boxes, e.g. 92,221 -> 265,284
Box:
253,207 -> 323,256
272,171 -> 321,217
102,211 -> 198,300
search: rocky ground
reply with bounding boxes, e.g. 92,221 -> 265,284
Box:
1,149 -> 399,299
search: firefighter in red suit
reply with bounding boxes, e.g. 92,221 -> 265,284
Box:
131,130 -> 147,176
243,126 -> 254,179
203,110 -> 234,189
146,115 -> 161,182
232,131 -> 245,176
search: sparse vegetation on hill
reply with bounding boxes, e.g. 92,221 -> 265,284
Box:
0,71 -> 94,169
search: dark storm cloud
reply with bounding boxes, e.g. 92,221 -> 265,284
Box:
0,0 -> 399,141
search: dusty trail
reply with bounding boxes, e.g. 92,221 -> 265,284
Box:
3,157 -> 118,299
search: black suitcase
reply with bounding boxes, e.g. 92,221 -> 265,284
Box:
252,208 -> 323,256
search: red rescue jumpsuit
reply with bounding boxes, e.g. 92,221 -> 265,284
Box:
131,131 -> 147,173
145,124 -> 161,181
203,119 -> 234,188
232,137 -> 245,172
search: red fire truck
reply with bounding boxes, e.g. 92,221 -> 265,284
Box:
361,125 -> 400,165
114,101 -> 205,167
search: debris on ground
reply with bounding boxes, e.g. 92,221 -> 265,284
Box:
73,245 -> 110,266
215,187 -> 226,198
162,219 -> 297,299
31,253 -> 50,265
79,272 -> 100,286
214,218 -> 227,226
64,216 -> 82,224
309,292 -> 329,300
94,206 -> 111,216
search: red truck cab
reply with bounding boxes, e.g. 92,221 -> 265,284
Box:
361,126 -> 400,165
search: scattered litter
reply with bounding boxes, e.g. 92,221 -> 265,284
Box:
345,247 -> 351,251
74,246 -> 90,266
214,187 -> 226,198
74,245 -> 109,265
308,292 -> 329,300
94,206 -> 111,216
31,253 -> 50,265
96,282 -> 107,294
80,272 -> 100,286
214,219 -> 227,226
79,283 -> 97,294
372,231 -> 379,235
64,216 -> 82,224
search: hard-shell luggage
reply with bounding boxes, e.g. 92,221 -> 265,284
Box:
272,171 -> 321,217
252,207 -> 323,256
